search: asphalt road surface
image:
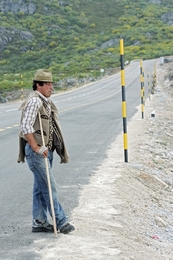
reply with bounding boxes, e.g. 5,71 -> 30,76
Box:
0,59 -> 155,259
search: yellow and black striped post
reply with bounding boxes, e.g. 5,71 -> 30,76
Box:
140,60 -> 144,119
20,73 -> 24,101
147,74 -> 150,100
152,62 -> 157,93
152,72 -> 156,94
142,68 -> 145,106
120,39 -> 128,163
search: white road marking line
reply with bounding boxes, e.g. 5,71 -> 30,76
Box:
57,82 -> 114,103
0,124 -> 19,133
6,109 -> 18,112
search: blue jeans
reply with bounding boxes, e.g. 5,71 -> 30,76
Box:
25,143 -> 67,229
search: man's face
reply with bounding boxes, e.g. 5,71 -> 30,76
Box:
37,82 -> 53,97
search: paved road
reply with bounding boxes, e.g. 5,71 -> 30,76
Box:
0,60 -> 155,259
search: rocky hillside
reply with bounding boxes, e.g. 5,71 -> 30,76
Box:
0,0 -> 173,91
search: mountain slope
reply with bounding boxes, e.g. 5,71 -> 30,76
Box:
0,0 -> 173,90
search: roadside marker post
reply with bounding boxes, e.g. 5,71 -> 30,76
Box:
147,74 -> 150,100
140,60 -> 144,119
120,39 -> 128,163
142,68 -> 145,106
20,74 -> 24,101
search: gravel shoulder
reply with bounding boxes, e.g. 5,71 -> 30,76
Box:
52,61 -> 173,260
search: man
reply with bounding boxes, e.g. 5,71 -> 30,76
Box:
18,69 -> 75,234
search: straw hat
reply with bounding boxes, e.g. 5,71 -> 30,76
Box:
33,69 -> 54,82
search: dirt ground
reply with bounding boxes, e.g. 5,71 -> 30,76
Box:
29,62 -> 173,259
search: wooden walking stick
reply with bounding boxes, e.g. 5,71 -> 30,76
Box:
38,112 -> 57,237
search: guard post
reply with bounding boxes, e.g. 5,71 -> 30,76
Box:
147,74 -> 150,100
142,68 -> 145,106
120,39 -> 128,163
140,60 -> 144,119
20,74 -> 23,101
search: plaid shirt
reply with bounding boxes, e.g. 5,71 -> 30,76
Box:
21,91 -> 51,135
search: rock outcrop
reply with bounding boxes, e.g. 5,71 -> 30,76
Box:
149,0 -> 161,4
0,95 -> 8,103
0,27 -> 34,51
161,12 -> 173,25
0,0 -> 36,14
100,39 -> 119,49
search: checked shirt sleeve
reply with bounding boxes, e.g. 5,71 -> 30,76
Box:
21,97 -> 42,135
